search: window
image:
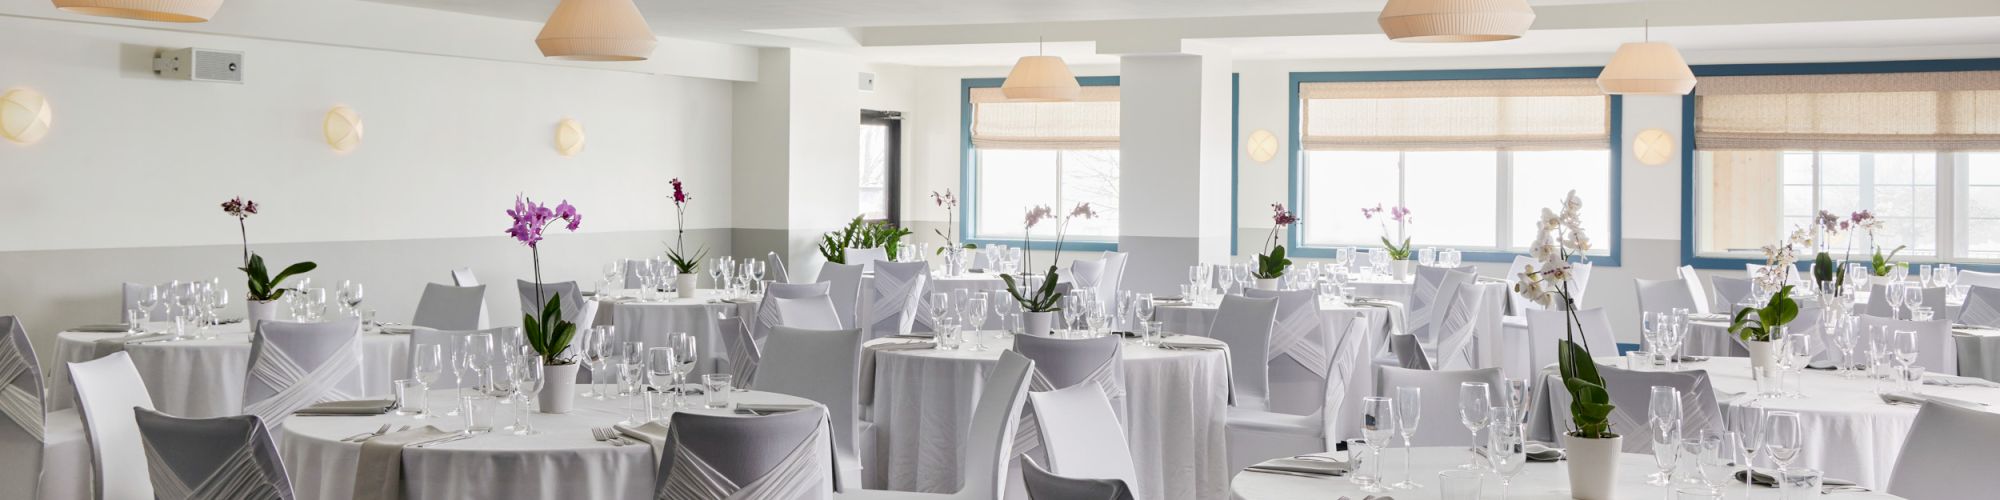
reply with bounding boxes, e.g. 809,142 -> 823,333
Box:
964,82 -> 1120,243
1294,76 -> 1614,256
859,110 -> 900,222
1688,69 -> 2000,263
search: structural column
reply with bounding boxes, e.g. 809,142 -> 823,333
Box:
1116,46 -> 1234,294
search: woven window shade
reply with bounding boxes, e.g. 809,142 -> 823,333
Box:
1696,71 -> 2000,151
970,86 -> 1119,150
1299,78 -> 1608,151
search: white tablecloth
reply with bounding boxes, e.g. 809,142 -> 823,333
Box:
902,271 -> 1010,330
1158,300 -> 1388,420
50,323 -> 407,418
279,390 -> 825,500
1230,447 -> 1902,500
1533,356 -> 2000,490
600,289 -> 759,376
863,334 -> 1231,500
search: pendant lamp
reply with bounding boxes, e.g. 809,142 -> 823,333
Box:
1001,39 -> 1080,102
1597,22 -> 1696,95
52,0 -> 224,23
536,0 -> 657,62
1378,0 -> 1535,43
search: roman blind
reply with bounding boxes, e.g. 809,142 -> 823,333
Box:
969,86 -> 1119,150
1299,78 -> 1608,151
1696,71 -> 2000,151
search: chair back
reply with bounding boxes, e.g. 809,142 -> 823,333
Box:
767,251 -> 790,284
860,261 -> 929,339
954,351 -> 1036,499
623,259 -> 648,289
658,407 -> 831,500
244,319 -> 364,426
1430,273 -> 1487,370
0,316 -> 46,500
1069,259 -> 1105,295
1889,401 -> 2000,500
1387,334 -> 1431,370
717,312 -> 759,386
1012,335 -> 1123,391
1022,458 -> 1134,500
1525,308 -> 1620,375
1375,366 -> 1503,446
751,326 -> 862,483
1866,285 -> 1949,319
516,280 -> 584,324
848,249 -> 889,274
1957,270 -> 2000,290
1859,316 -> 1957,375
1098,252 -> 1128,299
1708,276 -> 1752,313
122,283 -> 170,320
134,409 -> 294,500
69,352 -> 156,500
1407,265 -> 1457,341
450,267 -> 479,287
1567,262 -> 1595,302
1027,384 -> 1139,492
1636,278 -> 1699,319
1677,265 -> 1711,315
1205,295 -> 1280,409
413,283 -> 487,331
1586,365 -> 1723,453
754,282 -> 834,343
1961,285 -> 2000,328
816,263 -> 866,330
774,297 -> 843,332
408,327 -> 512,390
1243,288 -> 1336,414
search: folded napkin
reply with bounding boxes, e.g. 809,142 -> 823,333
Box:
379,326 -> 418,335
1477,442 -> 1565,462
615,421 -> 672,461
1673,355 -> 1710,363
294,399 -> 398,416
1244,457 -> 1347,476
92,332 -> 179,357
354,426 -> 455,500
1924,374 -> 2000,388
1955,324 -> 2000,331
735,403 -> 816,415
1158,339 -> 1226,351
1881,391 -> 1990,407
1735,470 -> 1866,493
72,324 -> 134,333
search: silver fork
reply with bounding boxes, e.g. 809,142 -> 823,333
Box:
342,424 -> 391,442
603,428 -> 631,446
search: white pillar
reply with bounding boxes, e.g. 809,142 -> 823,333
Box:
732,48 -> 861,280
1117,48 -> 1234,294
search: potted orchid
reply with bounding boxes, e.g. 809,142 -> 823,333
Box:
1811,210 -> 1850,296
222,197 -> 315,327
1000,203 -> 1096,335
1731,226 -> 1811,374
1362,204 -> 1415,280
666,178 -> 705,298
1514,191 -> 1619,500
506,194 -> 582,413
1250,203 -> 1300,290
932,189 -> 976,255
1849,211 -> 1905,285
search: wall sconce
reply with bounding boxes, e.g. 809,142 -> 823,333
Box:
323,105 -> 363,153
0,88 -> 52,145
556,118 -> 586,157
1634,128 -> 1674,165
1247,129 -> 1279,163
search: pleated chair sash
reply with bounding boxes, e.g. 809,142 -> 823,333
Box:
1267,299 -> 1332,379
244,335 -> 361,426
866,270 -> 926,337
141,431 -> 284,500
1014,354 -> 1125,460
656,419 -> 827,500
0,338 -> 42,442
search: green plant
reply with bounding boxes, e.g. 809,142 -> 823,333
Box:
240,253 -> 316,302
817,216 -> 913,263
1517,191 -> 1613,439
1362,204 -> 1414,260
1001,267 -> 1064,312
1729,284 -> 1800,343
1869,245 -> 1906,277
1812,251 -> 1845,289
1380,236 -> 1413,261
523,295 -> 577,366
1253,203 -> 1300,280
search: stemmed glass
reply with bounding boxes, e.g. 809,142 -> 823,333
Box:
930,292 -> 954,337
648,346 -> 679,411
484,357 -> 519,431
1892,330 -> 1920,392
341,281 -> 365,316
1457,382 -> 1491,470
1887,283 -> 1907,320
964,296 -> 990,351
1187,265 -> 1204,296
1487,418 -> 1528,499
1134,294 -> 1156,345
511,355 -> 544,436
412,344 -> 442,418
1649,386 -> 1684,486
603,261 -> 624,292
1359,396 -> 1396,492
577,327 -> 604,398
134,286 -> 160,329
1761,412 -> 1804,491
207,288 -> 229,339
1784,333 -> 1815,397
669,333 -> 698,407
993,297 -> 1020,337
1391,386 -> 1423,490
1217,271 -> 1238,298
460,333 -> 494,422
1903,285 -> 1924,317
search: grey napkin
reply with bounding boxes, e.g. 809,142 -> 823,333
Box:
734,403 -> 815,414
354,426 -> 454,500
1245,457 -> 1347,476
615,420 -> 672,461
92,332 -> 178,356
1478,442 -> 1565,462
1881,392 -> 1989,407
1925,374 -> 2000,388
72,324 -> 135,333
1736,470 -> 1866,493
379,326 -> 418,335
294,399 -> 397,416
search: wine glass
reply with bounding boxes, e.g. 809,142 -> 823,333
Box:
1760,411 -> 1804,486
1187,265 -> 1204,292
930,292 -> 953,335
1886,283 -> 1906,320
1649,386 -> 1684,486
462,333 -> 495,415
708,258 -> 726,290
1391,386 -> 1423,489
1487,418 -> 1528,499
412,343 -> 442,418
993,297 -> 1020,336
1903,285 -> 1924,318
1784,333 -> 1815,397
208,288 -> 229,339
484,358 -> 519,431
511,355 -> 544,436
575,327 -> 601,399
1458,382 -> 1491,470
964,296 -> 990,351
648,346 -> 678,409
670,333 -> 698,407
1217,271 -> 1237,298
1892,330 -> 1920,391
1502,378 -> 1532,426
1359,396 -> 1396,492
134,286 -> 160,327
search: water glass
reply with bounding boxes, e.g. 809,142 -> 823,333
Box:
1901,365 -> 1927,394
1142,320 -> 1163,347
1912,306 -> 1934,321
393,379 -> 422,416
1437,470 -> 1481,500
1345,439 -> 1376,487
1628,350 -> 1651,370
1780,468 -> 1823,500
1674,486 -> 1722,500
703,374 -> 733,409
459,395 -> 488,434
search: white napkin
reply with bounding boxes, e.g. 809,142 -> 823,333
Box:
735,403 -> 816,414
72,324 -> 135,333
1244,457 -> 1347,476
614,421 -> 672,461
353,426 -> 454,500
1158,339 -> 1226,351
1924,374 -> 2000,388
1881,391 -> 1989,407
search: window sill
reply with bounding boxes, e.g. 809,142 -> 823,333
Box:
964,237 -> 1119,253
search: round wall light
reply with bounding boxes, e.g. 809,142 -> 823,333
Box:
0,88 -> 53,145
556,118 -> 586,157
1634,128 -> 1674,165
323,105 -> 363,153
1247,129 -> 1279,163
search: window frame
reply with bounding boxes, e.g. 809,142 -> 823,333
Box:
959,76 -> 1122,252
1286,67 -> 1625,266
1679,58 -> 2000,270
860,109 -> 902,224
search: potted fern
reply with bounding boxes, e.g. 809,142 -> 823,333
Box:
1001,203 -> 1096,335
1514,191 -> 1618,500
1250,203 -> 1300,290
1361,204 -> 1415,280
506,194 -> 583,413
222,197 -> 315,328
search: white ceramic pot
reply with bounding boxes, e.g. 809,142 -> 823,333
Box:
1746,339 -> 1778,375
1868,274 -> 1891,287
1564,434 -> 1623,500
1023,311 -> 1054,336
675,274 -> 699,299
246,300 -> 279,330
1255,278 -> 1280,290
1390,260 -> 1414,281
539,362 -> 579,414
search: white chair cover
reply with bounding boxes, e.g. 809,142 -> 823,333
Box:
860,261 -> 928,339
243,319 -> 364,427
752,326 -> 862,488
1961,285 -> 2000,328
1387,334 -> 1432,370
1567,262 -> 1595,303
717,312 -> 759,387
450,267 -> 480,287
1677,265 -> 1712,315
767,252 -> 790,285
1021,458 -> 1134,500
1069,259 -> 1105,296
625,259 -> 650,289
1010,335 -> 1127,461
773,297 -> 843,333
754,282 -> 835,344
1524,308 -> 1621,376
848,249 -> 889,274
1375,366 -> 1503,446
816,263 -> 865,330
1027,383 -> 1139,492
1708,276 -> 1752,313
839,351 -> 1036,500
1866,285 -> 1948,319
656,407 -> 831,500
1407,265 -> 1456,342
1429,271 -> 1486,370
1225,317 -> 1374,471
407,327 -> 512,390
135,408 -> 294,500
1636,278 -> 1700,320
1242,289 -> 1332,380
69,352 -> 158,500
1888,401 -> 2000,500
0,316 -> 47,499
1858,316 -> 1957,376
1098,252 -> 1128,299
412,283 -> 487,331
1956,270 -> 2000,290
1565,365 -> 1723,453
1205,295 -> 1280,410
516,280 -> 590,327
122,282 -> 171,320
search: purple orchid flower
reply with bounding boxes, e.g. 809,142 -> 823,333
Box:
1271,203 -> 1300,226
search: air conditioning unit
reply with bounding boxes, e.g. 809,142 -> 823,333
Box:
154,48 -> 244,84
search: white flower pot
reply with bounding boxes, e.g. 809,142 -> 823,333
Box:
539,363 -> 579,414
1390,260 -> 1414,281
1746,340 -> 1778,375
1255,278 -> 1280,290
1868,274 -> 1891,287
246,300 -> 279,330
1564,434 -> 1623,500
1023,311 -> 1054,336
675,274 -> 699,299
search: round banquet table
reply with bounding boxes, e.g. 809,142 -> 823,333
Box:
279,389 -> 826,500
1229,447 -> 1903,500
49,322 -> 407,418
863,333 -> 1231,500
1157,298 -> 1390,419
1532,356 -> 2000,490
599,288 -> 759,375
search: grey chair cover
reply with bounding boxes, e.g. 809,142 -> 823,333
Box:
861,261 -> 929,339
774,297 -> 843,332
1586,365 -> 1723,453
69,352 -> 158,500
1866,285 -> 1949,319
817,263 -> 865,330
0,316 -> 47,499
1022,458 -> 1134,500
450,267 -> 480,287
408,327 -> 513,390
1525,308 -> 1621,372
1097,252 -> 1129,301
1635,277 -> 1700,319
1025,384 -> 1139,496
1859,315 -> 1957,375
135,408 -> 294,500
751,326 -> 862,488
625,259 -> 649,289
767,252 -> 790,285
412,283 -> 487,331
1206,295 -> 1280,410
122,282 -> 171,320
1957,270 -> 2000,290
1069,259 -> 1105,295
1388,334 -> 1432,370
1964,285 -> 2000,328
656,406 -> 830,500
244,319 -> 365,427
1376,366 -> 1503,446
754,282 -> 835,344
516,280 -> 584,324
1888,400 -> 2000,500
1708,275 -> 1752,313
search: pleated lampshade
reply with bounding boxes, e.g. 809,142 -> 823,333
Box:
1597,42 -> 1697,95
1001,55 -> 1081,102
1378,0 -> 1535,43
52,0 -> 224,23
536,0 -> 657,62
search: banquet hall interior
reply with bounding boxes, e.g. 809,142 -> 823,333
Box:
8,0 -> 2000,499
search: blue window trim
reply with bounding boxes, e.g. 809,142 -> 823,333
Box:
1286,67 -> 1625,267
959,76 -> 1122,252
1678,58 -> 2000,271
